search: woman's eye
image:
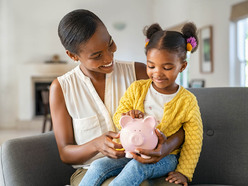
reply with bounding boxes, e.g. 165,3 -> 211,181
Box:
94,53 -> 102,59
109,37 -> 114,47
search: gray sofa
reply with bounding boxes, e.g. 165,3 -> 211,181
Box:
1,88 -> 248,186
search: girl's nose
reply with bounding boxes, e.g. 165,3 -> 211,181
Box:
154,68 -> 163,77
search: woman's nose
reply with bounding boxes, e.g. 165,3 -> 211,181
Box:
104,48 -> 116,63
103,51 -> 113,63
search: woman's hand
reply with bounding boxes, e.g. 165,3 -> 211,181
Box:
131,129 -> 171,164
122,110 -> 144,119
166,171 -> 188,186
93,131 -> 125,159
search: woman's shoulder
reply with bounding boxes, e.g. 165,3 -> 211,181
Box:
134,62 -> 148,80
114,60 -> 135,69
114,60 -> 148,80
57,65 -> 85,87
58,65 -> 80,79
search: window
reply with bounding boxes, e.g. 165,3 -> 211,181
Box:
230,1 -> 248,87
230,18 -> 248,87
237,18 -> 248,87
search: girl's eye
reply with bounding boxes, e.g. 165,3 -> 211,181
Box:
164,67 -> 173,70
147,66 -> 155,69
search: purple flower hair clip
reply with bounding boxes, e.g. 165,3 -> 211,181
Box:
186,37 -> 197,52
145,38 -> 150,47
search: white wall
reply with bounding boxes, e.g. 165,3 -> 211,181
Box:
153,0 -> 244,87
0,0 -> 153,127
0,0 -> 245,127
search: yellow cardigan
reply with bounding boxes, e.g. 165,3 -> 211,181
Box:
113,79 -> 203,181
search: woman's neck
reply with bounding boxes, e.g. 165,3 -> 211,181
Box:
79,64 -> 106,81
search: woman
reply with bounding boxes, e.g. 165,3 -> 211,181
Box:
49,9 -> 184,186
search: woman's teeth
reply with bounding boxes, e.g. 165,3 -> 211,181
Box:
102,62 -> 112,67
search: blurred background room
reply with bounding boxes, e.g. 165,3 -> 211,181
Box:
0,0 -> 247,143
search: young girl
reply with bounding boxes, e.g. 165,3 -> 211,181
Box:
79,22 -> 203,186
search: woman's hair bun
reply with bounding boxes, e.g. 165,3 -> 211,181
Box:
143,23 -> 163,39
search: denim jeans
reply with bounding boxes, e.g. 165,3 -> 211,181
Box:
79,154 -> 178,186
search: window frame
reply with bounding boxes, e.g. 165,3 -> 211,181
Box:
229,18 -> 248,87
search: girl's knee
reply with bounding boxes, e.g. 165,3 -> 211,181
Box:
90,158 -> 108,171
125,159 -> 145,171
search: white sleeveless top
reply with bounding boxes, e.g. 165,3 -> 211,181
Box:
57,60 -> 136,168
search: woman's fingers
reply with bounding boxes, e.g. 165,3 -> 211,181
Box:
96,132 -> 125,159
131,149 -> 161,164
155,129 -> 167,143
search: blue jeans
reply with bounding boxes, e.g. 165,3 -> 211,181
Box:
79,154 -> 178,186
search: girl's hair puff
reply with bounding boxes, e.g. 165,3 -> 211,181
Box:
181,22 -> 198,53
144,22 -> 199,62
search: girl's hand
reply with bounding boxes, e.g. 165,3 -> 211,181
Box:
122,110 -> 144,119
165,171 -> 188,186
131,129 -> 170,164
94,131 -> 125,159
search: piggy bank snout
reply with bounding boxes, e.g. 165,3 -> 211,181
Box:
130,133 -> 144,146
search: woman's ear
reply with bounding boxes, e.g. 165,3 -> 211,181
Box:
66,50 -> 79,61
180,61 -> 188,72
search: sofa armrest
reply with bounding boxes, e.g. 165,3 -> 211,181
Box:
0,131 -> 75,186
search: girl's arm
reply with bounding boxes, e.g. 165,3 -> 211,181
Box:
174,98 -> 203,182
49,79 -> 125,165
165,99 -> 202,185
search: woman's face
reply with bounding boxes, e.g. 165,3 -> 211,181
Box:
146,48 -> 187,94
69,23 -> 117,75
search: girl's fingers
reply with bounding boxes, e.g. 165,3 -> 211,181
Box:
134,110 -> 143,118
122,110 -> 144,118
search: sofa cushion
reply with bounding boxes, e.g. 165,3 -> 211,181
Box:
189,88 -> 248,185
0,132 -> 75,186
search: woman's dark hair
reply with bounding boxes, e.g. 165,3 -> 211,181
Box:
58,9 -> 103,55
144,22 -> 198,62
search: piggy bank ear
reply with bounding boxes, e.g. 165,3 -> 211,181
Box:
120,115 -> 133,128
143,116 -> 157,129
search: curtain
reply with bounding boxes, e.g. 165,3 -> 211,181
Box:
230,1 -> 248,22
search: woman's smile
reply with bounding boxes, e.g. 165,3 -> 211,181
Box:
101,61 -> 113,68
99,60 -> 114,71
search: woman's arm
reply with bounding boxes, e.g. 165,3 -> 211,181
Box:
49,79 -> 125,165
132,128 -> 184,164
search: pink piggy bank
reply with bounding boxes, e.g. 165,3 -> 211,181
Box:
119,115 -> 158,159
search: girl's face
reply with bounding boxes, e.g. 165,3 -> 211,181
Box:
67,23 -> 117,76
146,48 -> 187,94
